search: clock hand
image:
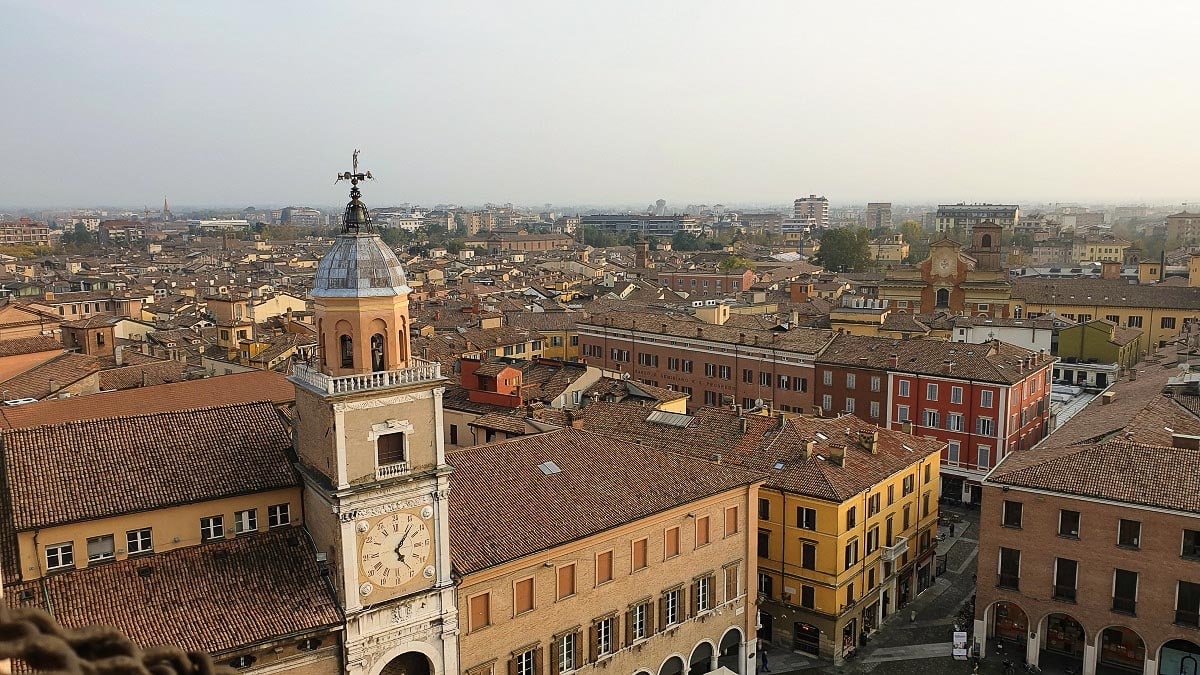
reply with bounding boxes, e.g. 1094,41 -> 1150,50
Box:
393,525 -> 414,560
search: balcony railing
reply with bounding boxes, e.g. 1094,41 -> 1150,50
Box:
1176,609 -> 1200,628
1053,584 -> 1077,602
376,462 -> 409,480
291,359 -> 442,395
880,536 -> 908,562
1111,597 -> 1136,615
997,573 -> 1020,591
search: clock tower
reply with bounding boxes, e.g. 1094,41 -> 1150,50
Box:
292,154 -> 458,675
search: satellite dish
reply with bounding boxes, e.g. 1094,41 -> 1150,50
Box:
755,398 -> 765,408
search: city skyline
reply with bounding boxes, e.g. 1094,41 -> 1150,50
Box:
3,1 -> 1199,207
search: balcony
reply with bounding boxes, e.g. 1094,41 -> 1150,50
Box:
291,359 -> 442,396
1053,584 -> 1078,603
997,573 -> 1020,591
880,535 -> 908,563
376,462 -> 409,480
1111,597 -> 1136,615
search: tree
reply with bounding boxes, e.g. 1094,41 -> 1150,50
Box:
671,230 -> 702,251
813,227 -> 872,272
898,220 -> 922,243
718,255 -> 755,272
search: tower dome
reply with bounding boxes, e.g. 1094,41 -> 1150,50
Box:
311,169 -> 410,298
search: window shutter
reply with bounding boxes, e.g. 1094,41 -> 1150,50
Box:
573,631 -> 583,669
535,647 -> 544,675
624,609 -> 634,646
658,596 -> 667,631
508,657 -> 517,675
550,640 -> 559,675
689,582 -> 698,617
589,623 -> 598,663
646,600 -> 656,636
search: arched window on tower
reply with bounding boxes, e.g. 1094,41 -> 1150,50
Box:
936,288 -> 950,308
340,334 -> 354,368
371,333 -> 386,372
982,233 -> 993,248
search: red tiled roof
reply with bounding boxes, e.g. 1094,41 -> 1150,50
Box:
0,370 -> 295,429
0,335 -> 64,358
0,352 -> 100,399
4,528 -> 341,655
447,427 -> 763,575
1,401 -> 296,531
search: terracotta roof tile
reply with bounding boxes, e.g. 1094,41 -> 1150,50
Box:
447,427 -> 763,574
1,401 -> 296,531
0,352 -> 100,399
0,335 -> 63,358
3,528 -> 341,655
0,370 -> 294,429
816,333 -> 1047,384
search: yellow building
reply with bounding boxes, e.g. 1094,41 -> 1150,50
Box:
451,427 -> 763,675
506,311 -> 584,361
869,234 -> 909,263
568,402 -> 943,663
1010,277 -> 1200,353
1071,235 -> 1130,263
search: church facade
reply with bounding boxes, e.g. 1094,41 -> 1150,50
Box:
876,222 -> 1012,318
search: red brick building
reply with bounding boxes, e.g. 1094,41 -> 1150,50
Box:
577,312 -> 833,412
814,333 -> 1053,503
657,269 -> 757,297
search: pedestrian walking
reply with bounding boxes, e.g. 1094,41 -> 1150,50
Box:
950,522 -> 956,537
759,651 -> 769,672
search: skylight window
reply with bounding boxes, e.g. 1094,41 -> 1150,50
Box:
537,461 -> 561,475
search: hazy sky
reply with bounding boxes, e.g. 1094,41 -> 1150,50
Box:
3,1 -> 1198,209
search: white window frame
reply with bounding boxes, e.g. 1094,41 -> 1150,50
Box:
978,445 -> 991,468
980,390 -> 994,408
45,542 -> 74,570
201,515 -> 225,541
823,370 -> 833,386
870,376 -> 881,392
948,412 -> 964,432
822,394 -> 833,410
898,380 -> 910,397
557,632 -> 577,673
923,409 -> 938,428
951,386 -> 963,404
267,503 -> 290,528
127,528 -> 153,555
632,603 -> 648,640
846,374 -> 856,389
665,588 -> 681,625
845,397 -> 855,413
926,383 -> 938,401
86,534 -> 115,562
597,617 -> 614,657
869,401 -> 880,418
234,509 -> 258,534
517,650 -> 536,675
896,404 -> 910,422
698,576 -> 711,612
948,440 -> 960,463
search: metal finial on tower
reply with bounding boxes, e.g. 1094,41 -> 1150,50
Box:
335,149 -> 375,234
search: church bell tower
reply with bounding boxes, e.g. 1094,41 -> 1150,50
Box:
291,152 -> 458,675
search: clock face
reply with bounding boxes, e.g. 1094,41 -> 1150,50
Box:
358,511 -> 432,590
935,255 -> 953,276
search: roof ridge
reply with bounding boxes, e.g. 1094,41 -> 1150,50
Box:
4,398 -> 277,434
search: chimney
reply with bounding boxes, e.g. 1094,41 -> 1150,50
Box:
901,421 -> 914,435
434,309 -> 441,321
804,440 -> 815,460
1129,368 -> 1137,381
811,406 -> 823,418
114,345 -> 124,366
942,360 -> 954,374
48,379 -> 59,393
566,409 -> 585,429
830,445 -> 846,467
1101,260 -> 1121,280
1171,433 -> 1200,450
859,430 -> 879,454
697,327 -> 703,338
889,354 -> 899,368
740,418 -> 748,434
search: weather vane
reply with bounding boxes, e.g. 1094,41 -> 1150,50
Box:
336,149 -> 375,234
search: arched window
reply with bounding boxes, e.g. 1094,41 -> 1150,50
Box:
371,333 -> 386,372
339,334 -> 354,368
982,234 -> 993,248
936,288 -> 950,307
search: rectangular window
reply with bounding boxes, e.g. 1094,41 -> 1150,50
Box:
1002,500 -> 1023,528
449,424 -> 459,445
1118,519 -> 1140,548
743,368 -> 754,383
998,547 -> 1020,589
947,413 -> 963,431
951,386 -> 963,404
665,588 -> 681,625
887,485 -> 895,506
779,374 -> 791,391
1178,581 -> 1200,627
557,563 -> 576,599
631,603 -> 648,640
1058,510 -> 1080,538
903,504 -> 911,529
632,538 -> 648,571
718,365 -> 731,380
759,371 -> 770,386
903,474 -> 915,496
822,394 -> 832,410
469,592 -> 491,632
86,534 -> 115,562
665,527 -> 680,559
1053,558 -> 1078,601
724,563 -> 740,601
801,585 -> 815,609
126,528 -> 152,555
557,632 -> 577,673
46,542 -> 74,570
981,390 -> 994,408
926,383 -> 938,401
869,401 -> 880,418
847,373 -> 856,389
923,409 -> 938,428
1128,315 -> 1143,328
377,432 -> 406,466
801,542 -> 816,570
696,515 -> 710,547
870,376 -> 881,392
1183,530 -> 1200,559
234,508 -> 257,534
595,616 -> 615,657
948,440 -> 960,463
682,360 -> 693,373
845,397 -> 855,413
267,503 -> 289,528
667,357 -> 679,371
978,445 -> 991,468
977,417 -> 995,435
1163,317 -> 1177,329
797,507 -> 817,530
866,526 -> 878,553
867,493 -> 880,516
514,577 -> 534,615
698,575 -> 712,612
758,572 -> 773,597
596,550 -> 613,585
844,540 -> 859,569
758,498 -> 771,520
823,370 -> 833,386
846,506 -> 857,529
898,380 -> 910,397
705,363 -> 716,377
724,506 -> 739,536
1113,569 -> 1137,614
201,515 -> 224,541
758,530 -> 770,558
896,404 -> 910,422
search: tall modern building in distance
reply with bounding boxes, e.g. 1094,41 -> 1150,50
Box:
935,204 -> 1019,234
793,195 -> 830,229
865,203 -> 893,230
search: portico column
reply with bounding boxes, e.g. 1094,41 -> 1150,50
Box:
1025,629 -> 1040,667
710,652 -> 719,672
1082,640 -> 1097,675
739,637 -> 750,675
1142,653 -> 1156,675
